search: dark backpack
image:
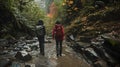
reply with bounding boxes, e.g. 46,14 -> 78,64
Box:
55,25 -> 63,37
36,25 -> 45,36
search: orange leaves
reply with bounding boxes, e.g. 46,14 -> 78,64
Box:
64,0 -> 74,5
74,7 -> 78,11
69,1 -> 73,4
47,2 -> 58,18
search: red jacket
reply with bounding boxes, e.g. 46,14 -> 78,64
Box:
52,24 -> 64,41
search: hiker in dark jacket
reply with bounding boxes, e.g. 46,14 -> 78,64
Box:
52,21 -> 64,57
36,20 -> 46,56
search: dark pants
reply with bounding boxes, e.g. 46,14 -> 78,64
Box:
38,36 -> 45,55
56,40 -> 63,56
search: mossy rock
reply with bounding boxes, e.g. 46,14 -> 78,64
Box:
105,38 -> 120,46
102,36 -> 120,62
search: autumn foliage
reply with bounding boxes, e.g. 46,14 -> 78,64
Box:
62,0 -> 82,24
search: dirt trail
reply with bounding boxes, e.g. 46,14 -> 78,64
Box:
45,40 -> 90,67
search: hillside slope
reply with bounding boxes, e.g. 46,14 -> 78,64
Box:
66,6 -> 120,42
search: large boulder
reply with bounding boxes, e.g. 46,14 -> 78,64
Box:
15,51 -> 32,62
102,36 -> 120,63
0,39 -> 9,49
94,1 -> 105,9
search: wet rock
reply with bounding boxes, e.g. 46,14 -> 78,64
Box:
69,35 -> 75,40
91,36 -> 104,45
0,39 -> 9,48
25,65 -> 31,67
25,36 -> 33,40
102,36 -> 120,62
72,43 -> 83,53
90,36 -> 112,61
92,45 -> 108,61
23,54 -> 32,61
15,52 -> 23,60
14,42 -> 26,51
84,47 -> 99,62
29,51 -> 39,56
20,37 -> 26,41
94,1 -> 105,9
0,59 -> 12,67
0,52 -> 7,55
12,62 -> 35,67
25,63 -> 35,67
33,37 -> 38,40
26,48 -> 32,52
17,45 -> 23,49
85,48 -> 98,57
8,38 -> 17,44
84,50 -> 98,63
11,62 -> 21,67
23,45 -> 30,49
9,50 -> 17,56
15,51 -> 32,61
80,36 -> 93,43
26,40 -> 37,44
0,50 -> 9,55
17,41 -> 26,46
30,45 -> 38,50
13,47 -> 21,51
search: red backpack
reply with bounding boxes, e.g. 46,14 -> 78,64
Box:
55,25 -> 63,37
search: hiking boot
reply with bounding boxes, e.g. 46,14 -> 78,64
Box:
60,54 -> 62,56
40,52 -> 44,56
57,54 -> 59,57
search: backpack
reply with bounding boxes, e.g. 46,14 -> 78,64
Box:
55,25 -> 63,37
36,25 -> 44,36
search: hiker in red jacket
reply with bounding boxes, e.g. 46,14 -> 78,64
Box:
52,21 -> 64,57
